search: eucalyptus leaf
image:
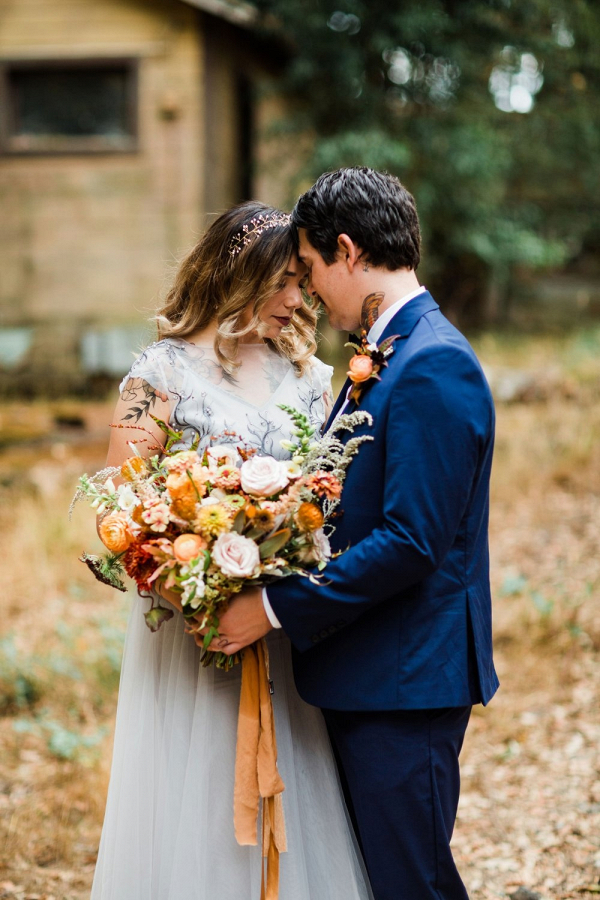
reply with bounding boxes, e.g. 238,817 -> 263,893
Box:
259,528 -> 292,559
232,509 -> 246,534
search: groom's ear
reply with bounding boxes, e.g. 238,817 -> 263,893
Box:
337,234 -> 363,273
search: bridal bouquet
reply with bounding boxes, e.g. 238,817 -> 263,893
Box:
73,406 -> 372,669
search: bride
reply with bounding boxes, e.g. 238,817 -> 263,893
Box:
91,201 -> 372,899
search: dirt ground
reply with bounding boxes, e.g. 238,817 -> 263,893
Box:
1,331 -> 599,899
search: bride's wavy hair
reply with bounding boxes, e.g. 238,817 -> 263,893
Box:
155,201 -> 318,377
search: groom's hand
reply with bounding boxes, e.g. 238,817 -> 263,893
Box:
194,586 -> 273,655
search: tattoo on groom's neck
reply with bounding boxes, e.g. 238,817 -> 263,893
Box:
360,292 -> 385,332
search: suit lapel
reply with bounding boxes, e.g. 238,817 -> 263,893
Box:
377,291 -> 439,344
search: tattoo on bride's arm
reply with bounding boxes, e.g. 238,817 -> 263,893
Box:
120,378 -> 169,423
360,292 -> 385,332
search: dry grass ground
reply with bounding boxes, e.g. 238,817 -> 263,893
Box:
0,329 -> 599,900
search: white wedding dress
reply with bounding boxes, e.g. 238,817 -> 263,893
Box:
91,338 -> 372,900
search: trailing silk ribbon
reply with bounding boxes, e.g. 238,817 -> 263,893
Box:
234,638 -> 287,900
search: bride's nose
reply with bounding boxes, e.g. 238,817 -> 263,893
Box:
285,284 -> 304,309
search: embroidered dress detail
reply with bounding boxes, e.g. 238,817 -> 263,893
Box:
92,339 -> 372,900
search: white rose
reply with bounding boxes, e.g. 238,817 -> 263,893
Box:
312,528 -> 332,563
240,456 -> 289,497
116,484 -> 140,513
212,532 -> 261,579
297,528 -> 331,565
207,444 -> 239,467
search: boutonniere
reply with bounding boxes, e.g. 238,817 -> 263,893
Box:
345,330 -> 401,404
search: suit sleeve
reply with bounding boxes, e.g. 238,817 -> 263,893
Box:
267,341 -> 494,651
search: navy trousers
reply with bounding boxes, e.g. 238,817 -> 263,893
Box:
322,706 -> 471,900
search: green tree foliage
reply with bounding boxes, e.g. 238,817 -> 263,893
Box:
254,0 -> 600,322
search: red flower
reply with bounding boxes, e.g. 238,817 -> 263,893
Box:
123,539 -> 156,591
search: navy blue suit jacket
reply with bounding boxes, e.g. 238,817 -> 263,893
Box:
268,292 -> 499,711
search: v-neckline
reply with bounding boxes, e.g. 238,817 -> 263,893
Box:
169,338 -> 297,411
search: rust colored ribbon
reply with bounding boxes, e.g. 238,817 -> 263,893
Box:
234,638 -> 287,900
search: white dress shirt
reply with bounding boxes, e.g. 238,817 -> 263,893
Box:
263,285 -> 427,629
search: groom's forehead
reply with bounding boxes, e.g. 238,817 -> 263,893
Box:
297,229 -> 322,262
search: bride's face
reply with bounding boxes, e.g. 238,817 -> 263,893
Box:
247,253 -> 307,341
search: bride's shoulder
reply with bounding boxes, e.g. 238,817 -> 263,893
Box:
120,338 -> 185,389
306,355 -> 334,392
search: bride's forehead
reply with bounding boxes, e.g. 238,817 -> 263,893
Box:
285,253 -> 307,276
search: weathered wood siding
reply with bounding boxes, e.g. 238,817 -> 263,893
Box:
0,0 -> 206,390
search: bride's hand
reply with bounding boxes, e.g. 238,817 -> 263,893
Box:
194,587 -> 272,655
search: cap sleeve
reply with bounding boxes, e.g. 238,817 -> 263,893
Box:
118,342 -> 170,396
310,357 -> 334,396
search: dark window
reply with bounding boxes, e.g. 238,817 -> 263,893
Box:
0,59 -> 138,154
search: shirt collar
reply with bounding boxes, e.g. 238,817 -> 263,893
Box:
367,286 -> 427,344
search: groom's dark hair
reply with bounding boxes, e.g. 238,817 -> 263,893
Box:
292,167 -> 421,271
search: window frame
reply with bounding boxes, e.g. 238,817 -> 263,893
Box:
0,57 -> 139,156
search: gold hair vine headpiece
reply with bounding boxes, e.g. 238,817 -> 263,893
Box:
228,213 -> 291,257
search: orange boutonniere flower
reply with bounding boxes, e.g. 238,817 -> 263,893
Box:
345,330 -> 400,404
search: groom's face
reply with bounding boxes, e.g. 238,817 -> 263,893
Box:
297,229 -> 361,331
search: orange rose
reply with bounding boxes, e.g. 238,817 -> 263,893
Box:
347,355 -> 374,383
173,533 -> 207,563
99,512 -> 133,553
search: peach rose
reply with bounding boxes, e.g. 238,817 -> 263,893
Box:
212,532 -> 260,578
173,533 -> 207,563
240,455 -> 289,497
99,512 -> 133,553
347,355 -> 374,383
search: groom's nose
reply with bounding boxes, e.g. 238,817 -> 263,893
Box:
305,273 -> 318,298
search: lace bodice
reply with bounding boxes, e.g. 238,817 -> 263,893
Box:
119,338 -> 333,459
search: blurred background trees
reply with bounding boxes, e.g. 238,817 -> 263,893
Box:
255,0 -> 600,324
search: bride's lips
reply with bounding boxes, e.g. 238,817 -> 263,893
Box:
273,316 -> 292,326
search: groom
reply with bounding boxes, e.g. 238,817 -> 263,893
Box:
215,167 -> 498,899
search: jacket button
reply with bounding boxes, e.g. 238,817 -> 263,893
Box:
311,634 -> 320,644
319,628 -> 329,639
328,625 -> 337,634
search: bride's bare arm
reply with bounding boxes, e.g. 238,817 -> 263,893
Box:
96,377 -> 169,537
105,376 -> 170,471
99,378 -> 203,622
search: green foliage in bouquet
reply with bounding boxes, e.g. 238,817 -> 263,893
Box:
73,406 -> 373,671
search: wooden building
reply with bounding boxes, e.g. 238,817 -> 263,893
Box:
0,0 -> 288,394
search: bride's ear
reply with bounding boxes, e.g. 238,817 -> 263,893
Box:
337,234 -> 363,273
